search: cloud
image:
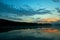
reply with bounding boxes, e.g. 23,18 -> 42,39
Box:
0,2 -> 47,17
0,2 -> 52,16
38,10 -> 52,14
36,8 -> 52,14
0,2 -> 20,14
55,8 -> 60,13
52,0 -> 60,2
36,8 -> 45,12
23,5 -> 34,11
0,2 -> 24,21
20,5 -> 52,16
0,2 -> 52,22
0,2 -> 23,19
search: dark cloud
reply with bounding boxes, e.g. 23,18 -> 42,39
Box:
23,5 -> 34,11
7,17 -> 23,21
0,2 -> 52,21
36,8 -> 45,12
55,8 -> 60,13
0,2 -> 52,16
38,10 -> 52,14
20,5 -> 52,16
0,2 -> 23,20
0,2 -> 20,14
35,8 -> 52,14
52,0 -> 60,2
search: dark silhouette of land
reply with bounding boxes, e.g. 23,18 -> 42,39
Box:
0,19 -> 52,32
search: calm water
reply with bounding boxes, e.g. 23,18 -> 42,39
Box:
0,26 -> 60,40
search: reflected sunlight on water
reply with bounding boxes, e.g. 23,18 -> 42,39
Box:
0,27 -> 60,40
40,28 -> 59,33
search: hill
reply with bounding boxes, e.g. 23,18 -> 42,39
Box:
0,19 -> 52,32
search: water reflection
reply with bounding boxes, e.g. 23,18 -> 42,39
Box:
0,26 -> 60,40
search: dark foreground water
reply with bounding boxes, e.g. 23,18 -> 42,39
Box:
0,26 -> 60,40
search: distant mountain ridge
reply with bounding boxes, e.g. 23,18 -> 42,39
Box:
0,19 -> 52,26
0,19 -> 52,32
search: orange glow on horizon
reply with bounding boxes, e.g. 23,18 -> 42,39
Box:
41,28 -> 59,33
39,18 -> 60,23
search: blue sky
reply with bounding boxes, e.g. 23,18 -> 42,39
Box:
0,0 -> 60,22
1,0 -> 60,10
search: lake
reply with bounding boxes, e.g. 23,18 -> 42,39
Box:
0,26 -> 60,40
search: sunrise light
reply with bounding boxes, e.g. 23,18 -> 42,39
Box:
41,28 -> 59,33
38,18 -> 60,23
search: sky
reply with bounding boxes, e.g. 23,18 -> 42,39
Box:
0,0 -> 60,23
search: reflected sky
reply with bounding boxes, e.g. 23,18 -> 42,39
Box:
0,28 -> 60,40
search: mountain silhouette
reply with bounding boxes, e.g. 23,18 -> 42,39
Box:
0,19 -> 52,32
